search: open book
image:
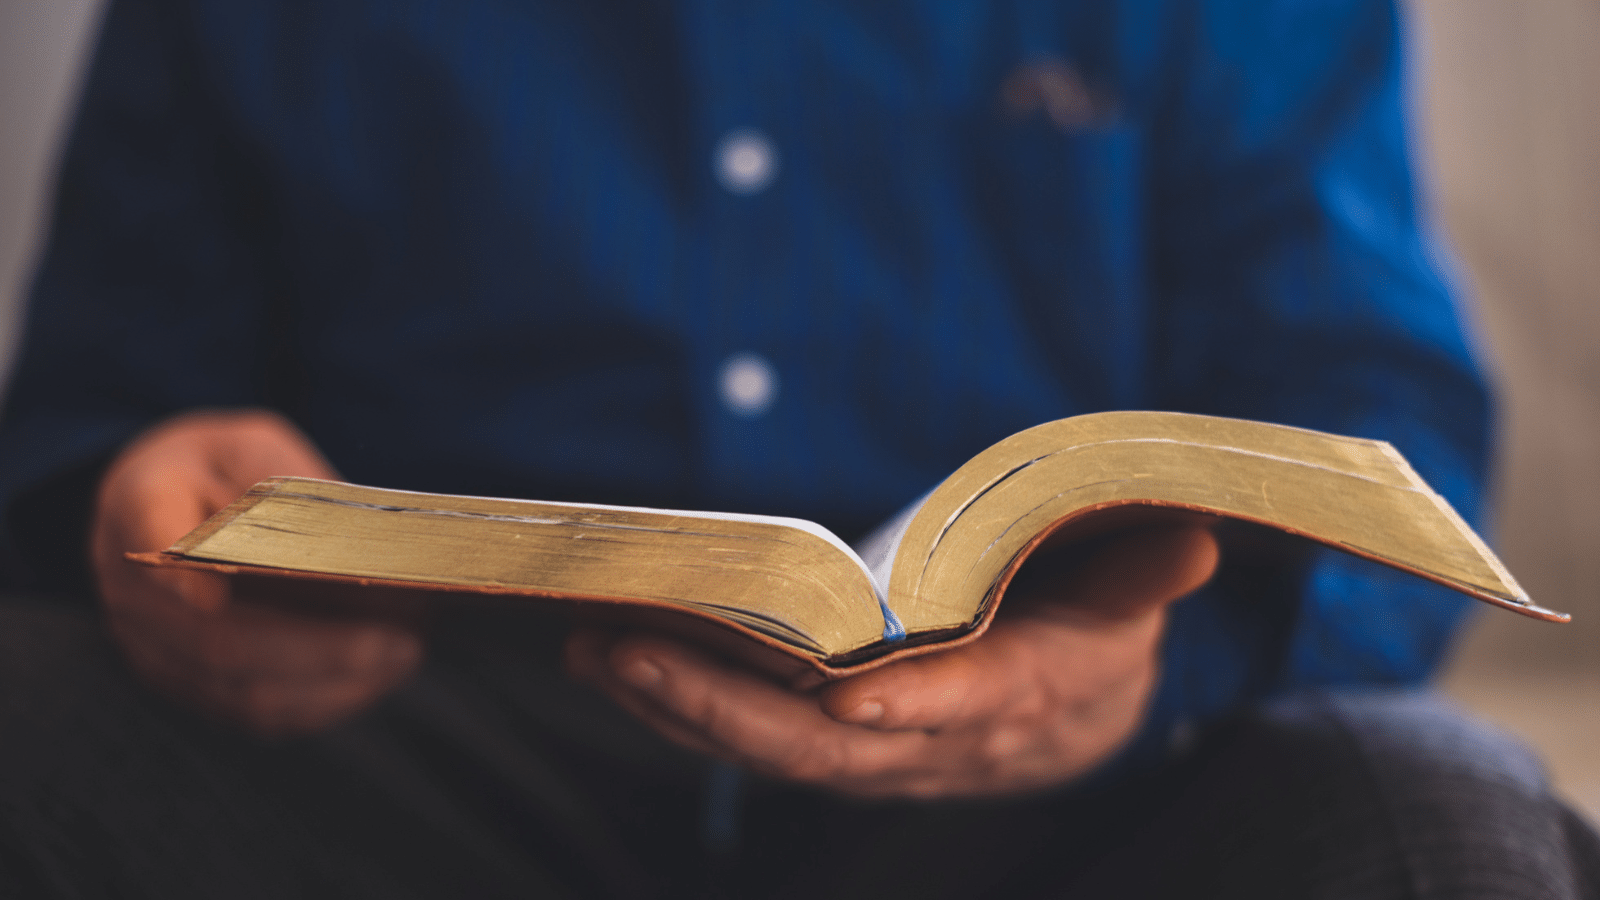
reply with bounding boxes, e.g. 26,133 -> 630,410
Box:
131,411 -> 1565,680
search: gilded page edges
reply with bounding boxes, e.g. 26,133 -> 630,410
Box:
1376,441 -> 1532,604
888,412 -> 1550,633
167,476 -> 290,554
172,476 -> 887,657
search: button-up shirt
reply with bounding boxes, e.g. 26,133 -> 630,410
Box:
0,0 -> 1491,766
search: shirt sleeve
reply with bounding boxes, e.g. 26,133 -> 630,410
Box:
1127,0 -> 1492,760
0,0 -> 279,597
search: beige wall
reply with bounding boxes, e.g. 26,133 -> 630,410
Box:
0,1 -> 103,391
1410,0 -> 1600,820
1412,0 -> 1600,673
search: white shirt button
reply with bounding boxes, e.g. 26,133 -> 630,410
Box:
719,352 -> 778,416
715,129 -> 778,195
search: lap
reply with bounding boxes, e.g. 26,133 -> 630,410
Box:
0,598 -> 697,898
0,598 -> 1593,900
1060,691 -> 1600,900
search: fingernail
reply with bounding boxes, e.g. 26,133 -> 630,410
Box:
841,699 -> 884,725
621,658 -> 664,691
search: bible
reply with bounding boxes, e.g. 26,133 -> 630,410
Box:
131,411 -> 1565,681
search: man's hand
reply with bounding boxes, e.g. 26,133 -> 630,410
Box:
567,524 -> 1218,799
91,409 -> 422,736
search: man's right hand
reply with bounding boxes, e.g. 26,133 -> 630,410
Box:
90,409 -> 422,736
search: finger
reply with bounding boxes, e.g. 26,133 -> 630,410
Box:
562,625 -> 619,683
600,635 -> 930,785
566,628 -> 749,759
818,641 -> 1006,731
207,411 -> 340,488
818,530 -> 1207,732
181,603 -> 424,691
1029,524 -> 1219,623
568,630 -> 786,760
111,598 -> 422,729
582,671 -> 743,762
203,645 -> 420,737
117,603 -> 422,699
101,553 -> 233,615
95,492 -> 233,612
94,443 -> 247,611
109,409 -> 338,530
822,611 -> 1165,735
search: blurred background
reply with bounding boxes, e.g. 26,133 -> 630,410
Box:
2,1 -> 1595,820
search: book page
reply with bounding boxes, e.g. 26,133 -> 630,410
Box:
171,478 -> 894,657
885,411 -> 1550,635
852,488 -> 936,596
850,488 -> 937,642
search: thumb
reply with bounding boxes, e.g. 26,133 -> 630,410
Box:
1014,524 -> 1220,624
209,410 -> 340,488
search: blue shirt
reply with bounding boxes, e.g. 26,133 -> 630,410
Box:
0,0 -> 1491,762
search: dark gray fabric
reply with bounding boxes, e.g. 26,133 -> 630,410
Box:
0,600 -> 700,899
1,598 -> 1595,899
1318,691 -> 1600,899
1057,692 -> 1600,900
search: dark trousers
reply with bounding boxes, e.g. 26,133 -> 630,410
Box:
1,598 -> 1596,899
